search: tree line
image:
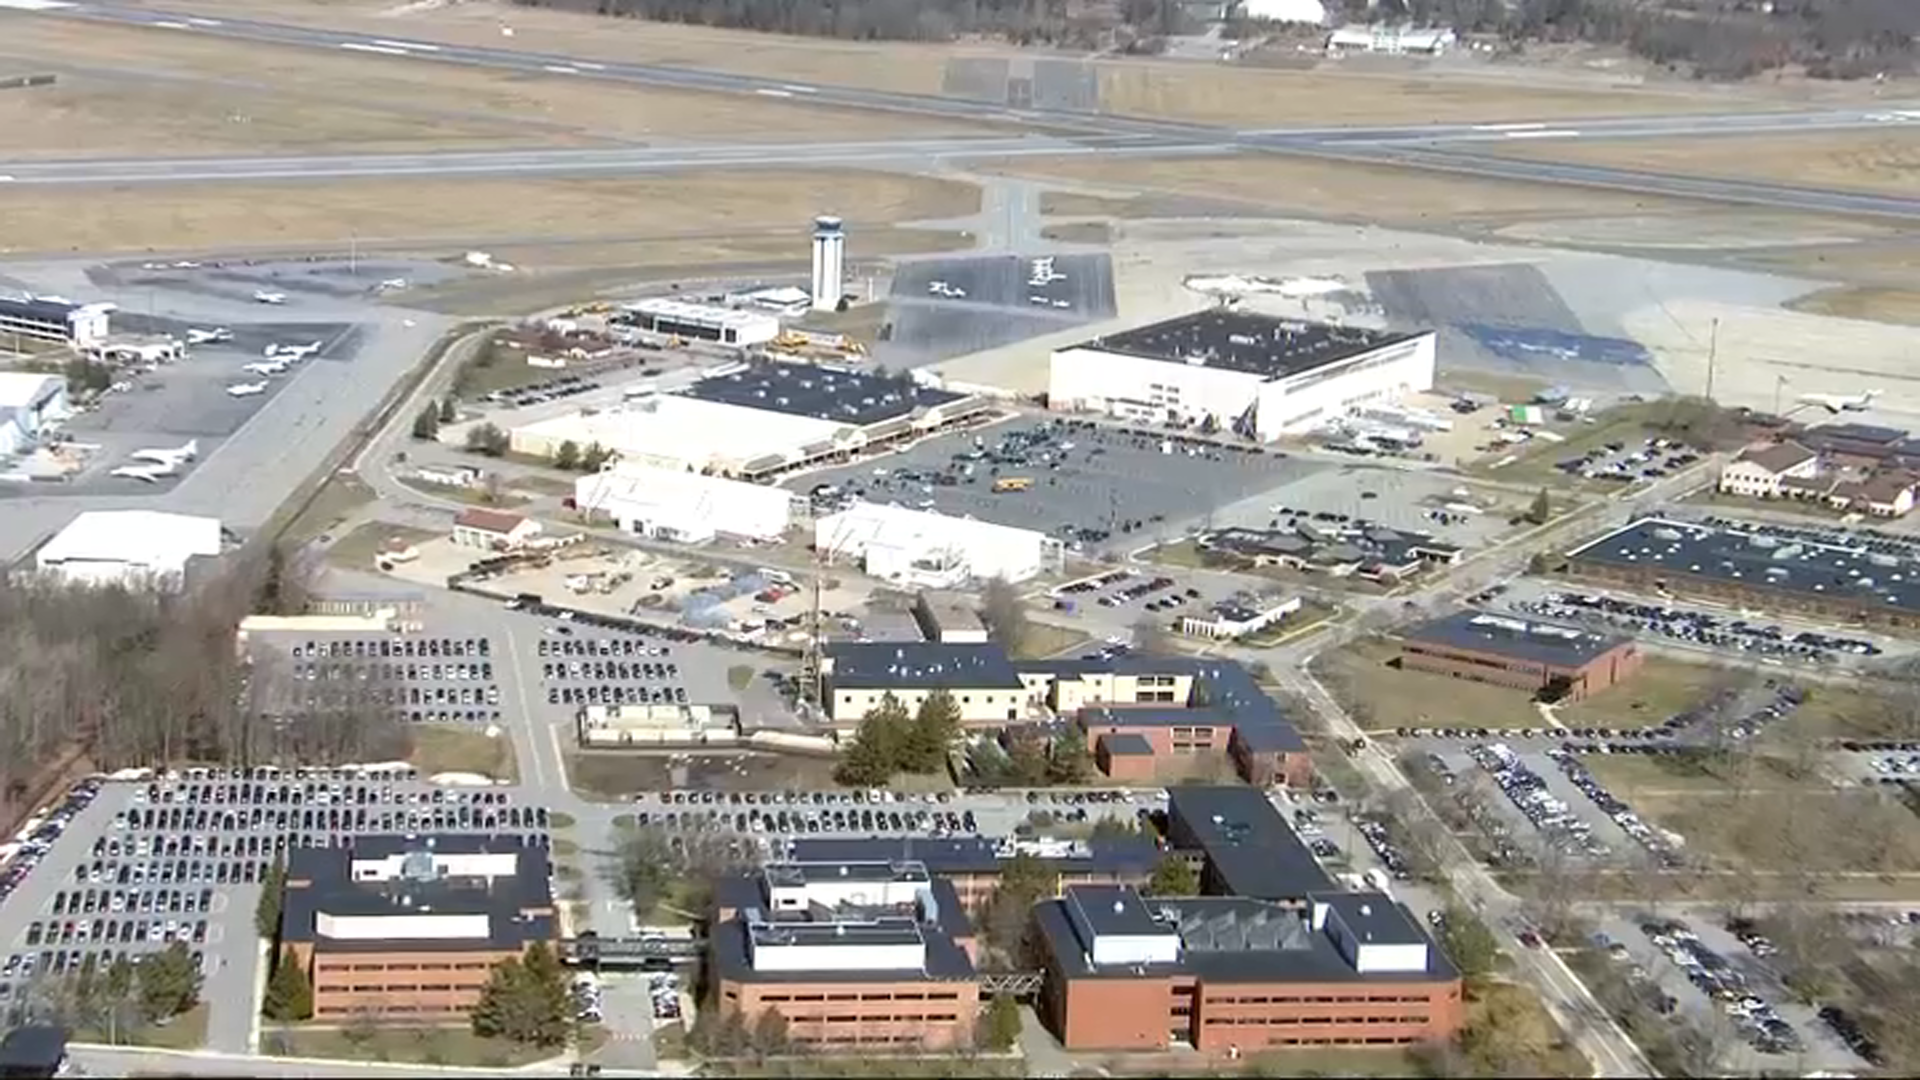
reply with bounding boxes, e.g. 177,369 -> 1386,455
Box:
0,545 -> 412,833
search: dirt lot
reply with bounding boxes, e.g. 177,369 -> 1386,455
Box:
0,171 -> 978,254
1789,285 -> 1920,326
64,0 -> 1768,128
1495,130 -> 1920,199
0,17 -> 998,156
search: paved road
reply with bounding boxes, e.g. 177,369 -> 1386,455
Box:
17,2 -> 1920,218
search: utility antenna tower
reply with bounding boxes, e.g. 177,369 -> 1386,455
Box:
799,523 -> 837,710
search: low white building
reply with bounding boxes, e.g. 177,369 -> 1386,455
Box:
36,510 -> 222,589
1326,24 -> 1456,55
817,502 -> 1061,588
1049,310 -> 1436,440
513,395 -> 856,479
1178,596 -> 1304,640
616,298 -> 780,349
574,463 -> 796,544
1240,0 -> 1325,23
451,508 -> 541,551
0,371 -> 71,457
1719,441 -> 1819,499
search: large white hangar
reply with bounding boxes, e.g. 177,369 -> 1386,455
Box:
511,363 -> 987,481
36,510 -> 223,590
574,462 -> 798,544
1048,309 -> 1436,440
816,501 -> 1062,588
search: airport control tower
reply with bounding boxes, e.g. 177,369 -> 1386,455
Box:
810,215 -> 845,312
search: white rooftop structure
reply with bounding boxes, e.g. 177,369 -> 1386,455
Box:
0,371 -> 70,457
36,510 -> 222,589
816,501 -> 1061,587
511,395 -> 856,479
619,298 -> 780,348
575,462 -> 795,543
1240,0 -> 1325,23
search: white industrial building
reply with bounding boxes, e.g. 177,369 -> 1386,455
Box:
816,501 -> 1061,588
1049,309 -> 1436,441
615,298 -> 780,349
1326,23 -> 1457,54
574,462 -> 797,544
1240,0 -> 1325,23
0,295 -> 114,349
36,510 -> 223,589
0,371 -> 72,457
512,363 -> 983,481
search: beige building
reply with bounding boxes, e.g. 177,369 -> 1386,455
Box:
451,508 -> 541,551
1719,442 -> 1819,499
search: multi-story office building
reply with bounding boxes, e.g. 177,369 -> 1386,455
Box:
710,860 -> 981,1049
781,835 -> 1164,914
279,835 -> 556,1019
1397,610 -> 1642,703
1033,884 -> 1463,1053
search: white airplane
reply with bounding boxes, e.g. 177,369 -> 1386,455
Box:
265,341 -> 321,360
226,381 -> 269,397
1798,389 -> 1881,414
377,277 -> 408,291
109,463 -> 178,483
242,360 -> 290,377
251,290 -> 287,305
127,439 -> 198,467
186,327 -> 232,345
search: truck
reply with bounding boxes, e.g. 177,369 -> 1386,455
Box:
992,477 -> 1033,493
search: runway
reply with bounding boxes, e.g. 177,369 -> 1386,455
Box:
9,0 -> 1920,216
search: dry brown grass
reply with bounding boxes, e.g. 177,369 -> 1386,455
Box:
1790,285 -> 1920,326
0,17 -> 998,155
0,171 -> 978,254
1495,130 -> 1920,198
1094,63 -> 1738,128
1039,191 -> 1141,216
983,154 -> 1730,228
1039,221 -> 1112,243
78,0 -> 1754,127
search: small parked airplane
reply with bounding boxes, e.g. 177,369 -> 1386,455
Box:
251,290 -> 287,305
1798,389 -> 1881,414
185,327 -> 232,345
242,360 -> 290,377
109,462 -> 179,483
264,341 -> 321,361
226,381 -> 269,397
127,439 -> 198,467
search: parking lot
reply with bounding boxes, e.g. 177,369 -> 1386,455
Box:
256,630 -> 504,729
1505,586 -> 1885,668
0,769 -> 556,1049
791,416 -> 1317,554
1549,435 -> 1701,485
538,629 -> 691,711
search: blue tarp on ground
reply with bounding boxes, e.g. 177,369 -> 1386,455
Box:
1460,324 -> 1653,369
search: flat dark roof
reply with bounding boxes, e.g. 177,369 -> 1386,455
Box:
1568,515 -> 1920,616
1071,309 -> 1423,380
1401,610 -> 1630,669
282,834 -> 554,952
688,362 -> 965,427
1166,786 -> 1331,900
1030,655 -> 1306,753
1320,891 -> 1429,947
0,296 -> 78,323
1098,731 -> 1156,756
826,641 -> 1025,691
0,1026 -> 65,1071
1034,890 -> 1457,985
710,875 -> 975,984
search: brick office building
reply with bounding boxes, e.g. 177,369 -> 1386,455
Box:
279,835 -> 556,1019
711,860 -> 981,1050
1397,610 -> 1641,703
782,835 -> 1162,914
1033,884 -> 1464,1053
1165,786 -> 1332,902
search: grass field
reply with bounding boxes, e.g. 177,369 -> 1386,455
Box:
1039,221 -> 1113,244
324,521 -> 438,570
0,172 -> 977,256
264,1024 -> 595,1066
1495,130 -> 1920,200
114,0 -> 1762,129
409,725 -> 518,782
77,1003 -> 209,1051
1556,657 -> 1724,730
0,18 -> 1000,154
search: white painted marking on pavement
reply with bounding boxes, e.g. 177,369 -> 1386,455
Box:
1474,122 -> 1547,132
186,16 -> 222,25
756,88 -> 794,98
781,84 -> 818,94
575,61 -> 606,71
340,42 -> 410,56
372,38 -> 438,51
1504,129 -> 1581,139
0,176 -> 14,183
0,0 -> 74,10
151,19 -> 190,28
542,64 -> 579,74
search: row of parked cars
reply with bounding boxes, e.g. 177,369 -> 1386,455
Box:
1642,919 -> 1800,1056
1354,817 -> 1410,880
1422,754 -> 1529,868
0,779 -> 102,912
1516,591 -> 1878,664
484,374 -> 597,409
1545,746 -> 1684,867
1468,743 -> 1607,858
1818,1004 -> 1885,1066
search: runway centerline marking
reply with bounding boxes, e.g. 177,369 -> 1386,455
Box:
340,42 -> 410,56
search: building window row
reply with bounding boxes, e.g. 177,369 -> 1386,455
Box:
1204,1014 -> 1433,1027
791,1013 -> 963,1024
326,960 -> 492,974
1207,993 -> 1437,1006
763,991 -> 961,1003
